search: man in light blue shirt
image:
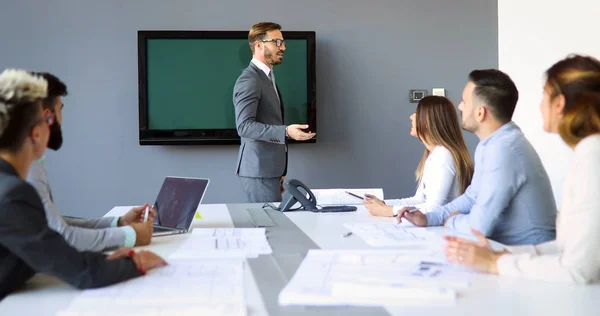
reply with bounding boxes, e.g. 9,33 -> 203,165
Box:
398,69 -> 556,246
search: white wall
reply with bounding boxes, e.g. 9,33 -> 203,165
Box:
498,0 -> 600,205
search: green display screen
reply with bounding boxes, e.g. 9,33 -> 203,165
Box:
146,38 -> 309,130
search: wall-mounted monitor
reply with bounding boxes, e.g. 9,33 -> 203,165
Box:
138,30 -> 316,145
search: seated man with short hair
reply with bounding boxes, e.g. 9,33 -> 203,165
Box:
26,72 -> 154,252
397,69 -> 557,246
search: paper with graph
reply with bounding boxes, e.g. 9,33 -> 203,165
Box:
58,259 -> 246,316
169,228 -> 272,259
312,188 -> 384,205
279,250 -> 475,307
343,223 -> 440,247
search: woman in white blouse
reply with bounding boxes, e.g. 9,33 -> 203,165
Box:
445,54 -> 600,284
365,96 -> 474,217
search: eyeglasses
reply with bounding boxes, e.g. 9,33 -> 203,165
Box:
261,38 -> 286,48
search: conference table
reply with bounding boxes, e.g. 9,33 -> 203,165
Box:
1,203 -> 599,315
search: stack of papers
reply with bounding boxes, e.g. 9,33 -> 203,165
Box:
59,259 -> 246,316
279,250 -> 475,307
312,188 -> 384,205
169,228 -> 272,259
343,223 -> 441,247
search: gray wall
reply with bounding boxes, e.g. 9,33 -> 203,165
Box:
0,0 -> 497,218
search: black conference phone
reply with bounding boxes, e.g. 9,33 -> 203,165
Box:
278,179 -> 357,213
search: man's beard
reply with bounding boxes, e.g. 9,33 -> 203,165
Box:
460,111 -> 477,133
461,120 -> 478,133
47,122 -> 63,150
265,48 -> 283,65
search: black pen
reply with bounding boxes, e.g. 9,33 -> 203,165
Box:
345,191 -> 364,200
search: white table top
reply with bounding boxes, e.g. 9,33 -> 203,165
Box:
1,204 -> 599,315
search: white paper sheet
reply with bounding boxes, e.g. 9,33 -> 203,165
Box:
312,188 -> 384,205
169,228 -> 272,259
343,223 -> 441,247
279,250 -> 476,307
58,259 -> 246,316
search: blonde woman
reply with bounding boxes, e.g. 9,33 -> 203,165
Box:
365,96 -> 474,217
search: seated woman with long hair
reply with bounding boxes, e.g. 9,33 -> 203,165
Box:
445,54 -> 600,284
365,96 -> 474,217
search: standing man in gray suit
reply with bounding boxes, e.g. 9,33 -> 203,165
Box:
234,22 -> 315,203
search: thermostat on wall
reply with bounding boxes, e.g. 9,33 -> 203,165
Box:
432,88 -> 446,97
409,89 -> 427,103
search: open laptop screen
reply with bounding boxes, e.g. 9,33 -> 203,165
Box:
153,177 -> 209,230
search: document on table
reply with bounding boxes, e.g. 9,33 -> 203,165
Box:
343,223 -> 441,247
58,258 -> 246,316
279,250 -> 476,307
312,188 -> 384,205
169,228 -> 272,259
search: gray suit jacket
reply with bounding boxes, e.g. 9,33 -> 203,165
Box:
233,63 -> 287,178
0,159 -> 141,300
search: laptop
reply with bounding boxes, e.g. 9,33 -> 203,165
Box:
151,176 -> 210,237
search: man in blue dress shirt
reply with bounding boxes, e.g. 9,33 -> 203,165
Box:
398,69 -> 556,246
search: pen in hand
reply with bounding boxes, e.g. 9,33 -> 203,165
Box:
143,206 -> 149,223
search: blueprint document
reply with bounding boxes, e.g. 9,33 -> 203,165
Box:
279,250 -> 476,307
169,228 -> 273,259
58,259 -> 246,316
343,223 -> 441,247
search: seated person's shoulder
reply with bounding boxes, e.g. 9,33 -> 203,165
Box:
431,146 -> 454,160
27,159 -> 43,173
0,176 -> 40,207
496,124 -> 529,148
480,141 -> 516,168
26,160 -> 44,182
429,146 -> 456,166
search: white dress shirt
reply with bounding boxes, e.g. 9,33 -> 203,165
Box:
497,134 -> 600,284
251,58 -> 271,77
389,146 -> 461,215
